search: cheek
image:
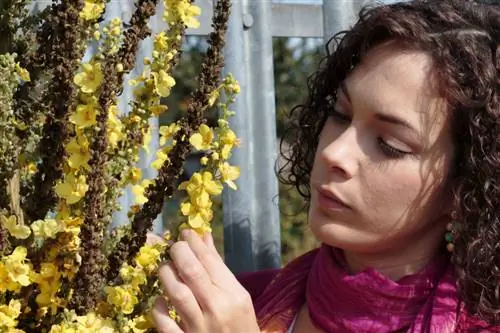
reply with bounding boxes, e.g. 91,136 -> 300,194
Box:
360,159 -> 448,234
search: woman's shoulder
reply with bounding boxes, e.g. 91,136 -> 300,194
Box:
237,268 -> 282,303
456,307 -> 500,332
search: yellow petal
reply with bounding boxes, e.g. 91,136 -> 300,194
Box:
11,225 -> 31,239
189,133 -> 204,150
180,202 -> 192,216
188,214 -> 204,228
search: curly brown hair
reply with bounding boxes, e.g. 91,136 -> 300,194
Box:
278,0 -> 499,324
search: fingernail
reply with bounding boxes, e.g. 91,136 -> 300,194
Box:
181,229 -> 190,239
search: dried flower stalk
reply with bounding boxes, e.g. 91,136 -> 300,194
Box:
107,0 -> 231,282
23,1 -> 86,222
69,0 -> 160,314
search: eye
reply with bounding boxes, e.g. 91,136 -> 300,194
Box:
329,108 -> 351,124
330,109 -> 412,159
377,138 -> 411,159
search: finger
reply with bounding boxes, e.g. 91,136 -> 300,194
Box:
201,231 -> 219,255
152,296 -> 185,333
146,232 -> 164,245
169,241 -> 215,308
158,262 -> 204,331
181,229 -> 235,287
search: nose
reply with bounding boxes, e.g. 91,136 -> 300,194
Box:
319,125 -> 359,180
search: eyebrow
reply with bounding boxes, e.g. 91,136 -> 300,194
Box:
339,81 -> 419,134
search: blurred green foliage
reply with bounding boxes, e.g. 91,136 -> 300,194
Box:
163,37 -> 323,265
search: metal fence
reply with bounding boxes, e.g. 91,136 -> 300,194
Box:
29,0 -> 384,273
213,0 -> 369,274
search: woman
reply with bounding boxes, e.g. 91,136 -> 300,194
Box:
152,0 -> 499,332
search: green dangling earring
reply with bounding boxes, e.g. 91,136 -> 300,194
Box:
445,222 -> 454,252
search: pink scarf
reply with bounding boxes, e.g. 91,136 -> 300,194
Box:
252,244 -> 493,332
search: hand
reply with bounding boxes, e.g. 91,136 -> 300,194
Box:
152,229 -> 260,333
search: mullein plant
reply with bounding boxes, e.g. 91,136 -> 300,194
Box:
0,0 -> 240,331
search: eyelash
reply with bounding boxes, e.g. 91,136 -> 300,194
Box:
328,109 -> 410,159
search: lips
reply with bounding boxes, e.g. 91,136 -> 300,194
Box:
317,187 -> 350,209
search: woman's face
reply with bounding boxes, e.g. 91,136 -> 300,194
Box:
308,43 -> 455,257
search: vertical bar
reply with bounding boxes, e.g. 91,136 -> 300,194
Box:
222,0 -> 255,273
223,0 -> 281,273
244,0 -> 281,271
323,0 -> 366,47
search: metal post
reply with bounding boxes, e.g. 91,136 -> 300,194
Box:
223,0 -> 281,273
323,0 -> 367,47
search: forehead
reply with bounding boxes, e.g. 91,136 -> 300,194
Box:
343,43 -> 450,142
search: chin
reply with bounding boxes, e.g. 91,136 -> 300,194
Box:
308,205 -> 380,253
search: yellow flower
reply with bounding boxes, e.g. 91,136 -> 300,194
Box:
135,245 -> 161,273
154,32 -> 169,51
0,263 -> 18,292
0,299 -> 22,328
74,62 -> 104,94
131,180 -> 153,205
152,70 -> 175,97
120,264 -> 147,289
26,162 -> 37,174
69,103 -> 98,129
75,312 -> 116,332
159,123 -> 180,145
228,82 -> 241,94
108,105 -> 125,147
178,171 -> 223,198
180,2 -> 202,28
1,215 -> 31,240
150,104 -> 168,116
15,63 -> 30,82
220,128 -> 238,145
128,167 -> 142,184
35,263 -> 61,290
80,0 -> 105,21
179,222 -> 212,237
55,174 -> 89,205
66,135 -> 91,170
31,219 -> 62,240
219,128 -> 240,160
165,1 -> 201,29
152,149 -> 169,170
109,18 -> 122,36
127,314 -> 155,332
105,286 -> 138,314
180,201 -> 213,228
3,247 -> 32,287
34,263 -> 62,314
208,89 -> 220,107
218,162 -> 240,190
189,124 -> 214,150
